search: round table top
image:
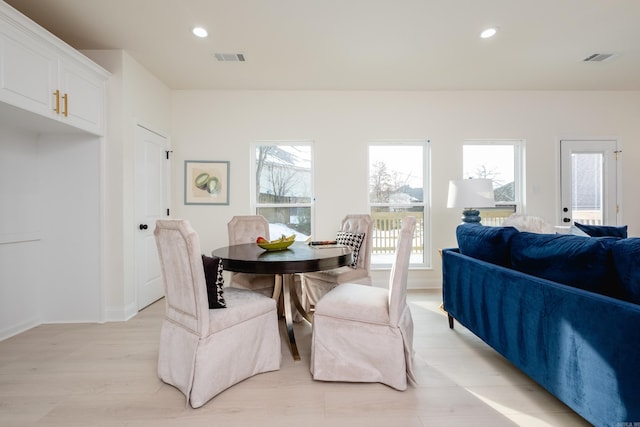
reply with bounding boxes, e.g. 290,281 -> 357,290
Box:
212,242 -> 353,274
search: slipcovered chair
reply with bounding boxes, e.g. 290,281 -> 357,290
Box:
227,215 -> 279,298
300,214 -> 373,312
310,216 -> 416,390
154,219 -> 281,408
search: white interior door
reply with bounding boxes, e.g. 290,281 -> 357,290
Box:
560,139 -> 619,226
135,124 -> 170,310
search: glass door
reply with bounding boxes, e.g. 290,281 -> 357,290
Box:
560,140 -> 619,226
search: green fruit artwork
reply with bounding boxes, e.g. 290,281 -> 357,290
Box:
207,176 -> 219,195
194,172 -> 210,189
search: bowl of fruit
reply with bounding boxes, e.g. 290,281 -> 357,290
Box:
256,234 -> 296,251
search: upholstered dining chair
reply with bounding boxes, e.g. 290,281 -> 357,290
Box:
310,216 -> 416,391
300,214 -> 373,312
227,215 -> 279,298
154,219 -> 281,408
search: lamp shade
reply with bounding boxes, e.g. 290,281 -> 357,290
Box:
447,179 -> 495,209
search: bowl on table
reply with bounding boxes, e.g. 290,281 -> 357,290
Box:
257,236 -> 295,251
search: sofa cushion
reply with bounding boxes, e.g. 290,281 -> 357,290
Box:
574,222 -> 628,238
611,238 -> 640,304
456,223 -> 519,267
510,232 -> 619,296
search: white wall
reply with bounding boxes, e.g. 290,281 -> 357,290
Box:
83,49 -> 172,320
171,90 -> 640,288
0,118 -> 103,338
0,126 -> 41,337
38,132 -> 102,322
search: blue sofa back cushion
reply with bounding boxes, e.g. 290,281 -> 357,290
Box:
510,232 -> 620,296
611,238 -> 640,304
574,221 -> 628,238
456,223 -> 519,267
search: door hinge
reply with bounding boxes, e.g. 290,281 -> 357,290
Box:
614,150 -> 622,160
166,150 -> 173,160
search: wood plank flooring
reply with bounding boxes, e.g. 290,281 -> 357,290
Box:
0,290 -> 591,426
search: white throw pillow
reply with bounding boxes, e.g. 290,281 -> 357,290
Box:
502,214 -> 555,234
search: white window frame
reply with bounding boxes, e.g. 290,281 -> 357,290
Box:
250,140 -> 315,239
463,139 -> 525,214
368,140 -> 430,269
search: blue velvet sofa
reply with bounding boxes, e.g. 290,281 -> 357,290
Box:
442,223 -> 640,427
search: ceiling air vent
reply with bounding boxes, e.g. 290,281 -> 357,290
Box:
213,52 -> 245,62
583,53 -> 615,62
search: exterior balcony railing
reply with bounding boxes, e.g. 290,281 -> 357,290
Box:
370,211 -> 424,255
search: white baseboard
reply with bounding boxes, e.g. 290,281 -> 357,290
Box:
0,317 -> 40,342
104,302 -> 138,322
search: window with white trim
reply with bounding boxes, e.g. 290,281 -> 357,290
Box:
368,141 -> 429,268
462,140 -> 524,224
252,142 -> 313,240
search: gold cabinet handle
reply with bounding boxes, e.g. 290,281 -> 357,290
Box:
53,89 -> 60,114
62,93 -> 68,117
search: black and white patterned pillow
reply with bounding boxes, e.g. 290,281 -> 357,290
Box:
336,231 -> 365,269
202,255 -> 226,309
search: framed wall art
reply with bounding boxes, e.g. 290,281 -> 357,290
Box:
184,160 -> 230,205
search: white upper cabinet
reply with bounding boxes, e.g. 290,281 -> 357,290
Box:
0,3 -> 108,135
0,24 -> 57,117
57,56 -> 106,134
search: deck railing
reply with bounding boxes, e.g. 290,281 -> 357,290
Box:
571,210 -> 602,225
478,206 -> 517,226
479,207 -> 602,227
371,212 -> 424,254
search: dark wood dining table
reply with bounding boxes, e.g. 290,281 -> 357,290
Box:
212,242 -> 352,361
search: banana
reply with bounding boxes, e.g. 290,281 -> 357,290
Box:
269,234 -> 295,244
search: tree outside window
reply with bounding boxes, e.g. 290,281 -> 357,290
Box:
368,143 -> 429,267
253,143 -> 313,239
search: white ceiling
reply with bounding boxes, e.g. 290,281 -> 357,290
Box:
5,0 -> 640,91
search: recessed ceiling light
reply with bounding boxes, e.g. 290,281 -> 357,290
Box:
192,27 -> 208,38
480,27 -> 497,39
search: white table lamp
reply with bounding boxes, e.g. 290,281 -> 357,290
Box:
447,179 -> 495,223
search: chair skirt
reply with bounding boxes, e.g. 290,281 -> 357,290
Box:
310,284 -> 415,391
158,288 -> 281,408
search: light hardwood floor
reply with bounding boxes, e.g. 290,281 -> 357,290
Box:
0,290 -> 591,427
